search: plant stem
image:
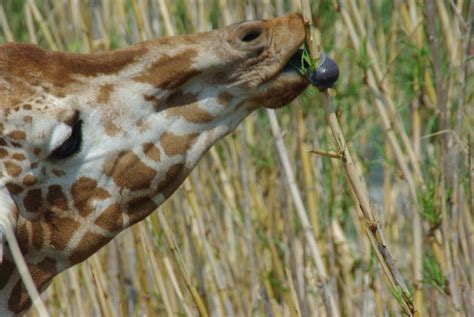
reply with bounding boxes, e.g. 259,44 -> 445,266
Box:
300,0 -> 418,314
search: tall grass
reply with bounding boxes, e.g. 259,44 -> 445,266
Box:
1,0 -> 473,316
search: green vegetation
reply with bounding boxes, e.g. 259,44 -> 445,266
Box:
423,253 -> 447,294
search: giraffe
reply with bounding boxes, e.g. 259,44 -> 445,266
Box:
0,13 -> 335,315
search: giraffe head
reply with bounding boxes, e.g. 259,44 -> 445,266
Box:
0,13 -> 317,314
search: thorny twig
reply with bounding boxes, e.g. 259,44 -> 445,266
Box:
300,1 -> 419,315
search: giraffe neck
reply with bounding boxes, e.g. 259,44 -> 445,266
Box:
0,38 -> 253,315
0,13 -> 309,315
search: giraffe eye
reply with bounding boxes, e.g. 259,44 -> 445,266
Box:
50,120 -> 83,160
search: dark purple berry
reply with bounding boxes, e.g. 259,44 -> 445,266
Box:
309,53 -> 339,90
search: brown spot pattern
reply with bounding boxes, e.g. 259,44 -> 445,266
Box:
8,130 -> 26,140
8,257 -> 58,313
142,143 -> 161,162
71,177 -> 110,217
22,174 -> 37,186
33,148 -> 41,156
15,221 -> 29,254
0,260 -> 15,289
162,91 -> 214,123
133,49 -> 200,89
167,105 -> 214,124
31,221 -> 44,249
251,76 -> 308,109
94,204 -> 123,232
8,280 -> 29,313
161,163 -> 187,198
97,83 -> 115,104
5,161 -> 22,176
135,118 -> 150,132
155,163 -> 184,191
23,189 -> 44,214
163,90 -> 198,108
160,132 -> 198,156
144,94 -> 162,111
52,169 -> 66,177
49,216 -> 81,250
104,119 -> 121,136
105,151 -> 157,190
47,185 -> 68,210
217,91 -> 234,105
69,232 -> 112,264
12,153 -> 26,161
0,43 -> 148,91
6,183 -> 23,195
29,257 -> 57,288
0,148 -> 7,158
126,196 -> 157,225
102,152 -> 119,176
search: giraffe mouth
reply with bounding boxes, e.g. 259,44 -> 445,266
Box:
283,49 -> 307,73
250,14 -> 310,109
254,47 -> 309,109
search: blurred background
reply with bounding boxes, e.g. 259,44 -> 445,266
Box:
1,0 -> 473,316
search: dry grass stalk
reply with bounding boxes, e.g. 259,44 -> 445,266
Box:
0,215 -> 48,317
0,4 -> 14,42
300,0 -> 418,315
267,109 -> 340,317
156,211 -> 209,317
322,90 -> 417,316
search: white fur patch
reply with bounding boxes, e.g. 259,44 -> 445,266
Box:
48,123 -> 72,154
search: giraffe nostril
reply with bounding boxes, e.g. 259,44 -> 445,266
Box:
240,28 -> 262,42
